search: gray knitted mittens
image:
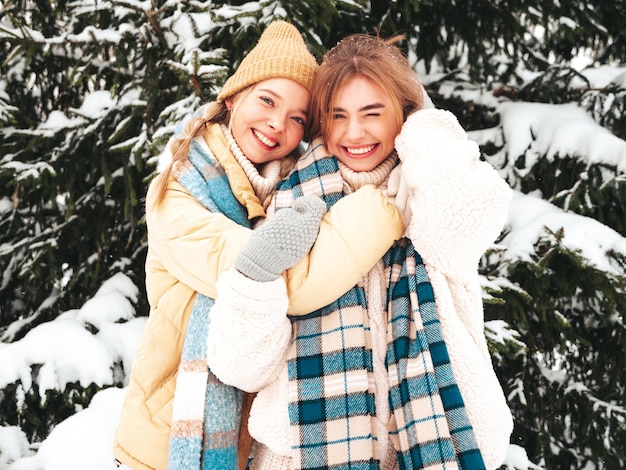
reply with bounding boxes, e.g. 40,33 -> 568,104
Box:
235,195 -> 328,282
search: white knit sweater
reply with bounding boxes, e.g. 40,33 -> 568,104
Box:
206,108 -> 514,469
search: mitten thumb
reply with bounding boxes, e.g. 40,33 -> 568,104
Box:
292,193 -> 327,220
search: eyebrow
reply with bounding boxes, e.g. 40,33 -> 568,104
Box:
257,88 -> 309,116
331,103 -> 386,113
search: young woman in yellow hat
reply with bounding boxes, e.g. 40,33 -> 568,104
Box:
113,21 -> 404,470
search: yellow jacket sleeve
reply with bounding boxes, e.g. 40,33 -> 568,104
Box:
146,178 -> 403,315
145,178 -> 252,304
285,184 -> 404,315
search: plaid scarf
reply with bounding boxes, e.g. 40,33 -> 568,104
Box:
273,143 -> 486,470
168,124 -> 250,470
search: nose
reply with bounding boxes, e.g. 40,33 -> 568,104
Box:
267,113 -> 286,133
346,117 -> 365,139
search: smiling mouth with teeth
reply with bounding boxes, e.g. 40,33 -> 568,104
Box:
345,144 -> 376,155
253,129 -> 278,148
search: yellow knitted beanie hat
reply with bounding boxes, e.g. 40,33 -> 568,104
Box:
217,21 -> 318,102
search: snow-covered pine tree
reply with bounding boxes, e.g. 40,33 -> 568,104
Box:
479,67 -> 626,467
1,0 -> 625,467
0,0 -> 208,439
0,0 -> 223,342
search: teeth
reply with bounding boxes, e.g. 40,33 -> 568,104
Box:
253,129 -> 277,148
346,145 -> 375,155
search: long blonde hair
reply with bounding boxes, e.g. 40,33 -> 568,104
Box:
309,34 -> 424,144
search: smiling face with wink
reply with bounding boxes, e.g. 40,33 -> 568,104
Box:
325,74 -> 400,173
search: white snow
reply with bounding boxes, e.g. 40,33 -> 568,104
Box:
1,42 -> 624,470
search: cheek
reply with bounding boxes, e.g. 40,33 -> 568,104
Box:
232,121 -> 248,146
276,127 -> 304,156
228,107 -> 243,132
326,129 -> 342,152
287,125 -> 305,144
383,123 -> 400,149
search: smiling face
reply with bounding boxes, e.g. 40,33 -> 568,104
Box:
326,74 -> 400,172
226,77 -> 311,164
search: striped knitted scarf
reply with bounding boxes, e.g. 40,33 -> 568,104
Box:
168,125 -> 251,470
273,143 -> 487,470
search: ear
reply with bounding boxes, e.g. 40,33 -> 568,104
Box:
225,98 -> 234,111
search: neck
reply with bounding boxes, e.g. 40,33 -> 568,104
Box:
338,152 -> 398,193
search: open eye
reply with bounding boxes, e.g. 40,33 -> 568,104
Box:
292,116 -> 306,126
260,96 -> 274,106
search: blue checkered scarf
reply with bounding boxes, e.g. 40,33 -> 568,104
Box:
168,122 -> 250,470
274,143 -> 486,470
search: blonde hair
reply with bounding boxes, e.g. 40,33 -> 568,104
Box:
150,101 -> 225,205
309,34 -> 424,143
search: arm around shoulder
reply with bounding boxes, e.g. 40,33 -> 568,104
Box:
285,184 -> 404,315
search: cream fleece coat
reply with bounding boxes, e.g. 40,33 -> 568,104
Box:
113,125 -> 404,470
207,109 -> 514,469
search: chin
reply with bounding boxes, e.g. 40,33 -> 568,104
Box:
352,159 -> 380,172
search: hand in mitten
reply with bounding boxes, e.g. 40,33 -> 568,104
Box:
393,108 -> 512,281
235,195 -> 327,282
394,108 -> 481,192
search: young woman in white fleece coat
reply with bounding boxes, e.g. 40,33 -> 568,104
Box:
205,34 -> 514,470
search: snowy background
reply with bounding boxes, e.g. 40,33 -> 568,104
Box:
1,61 -> 625,469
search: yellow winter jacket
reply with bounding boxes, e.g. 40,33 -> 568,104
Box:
112,126 -> 404,470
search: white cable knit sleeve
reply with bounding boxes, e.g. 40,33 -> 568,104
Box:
394,109 -> 512,284
206,267 -> 291,393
